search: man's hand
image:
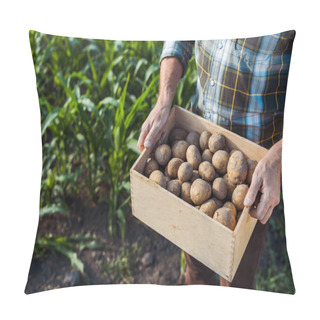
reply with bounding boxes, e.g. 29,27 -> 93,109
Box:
137,103 -> 171,152
244,139 -> 282,224
137,57 -> 183,152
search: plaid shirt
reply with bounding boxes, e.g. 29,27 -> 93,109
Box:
160,30 -> 295,149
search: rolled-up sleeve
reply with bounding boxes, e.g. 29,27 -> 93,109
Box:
160,41 -> 194,78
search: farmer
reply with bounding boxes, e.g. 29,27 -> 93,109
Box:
137,31 -> 295,288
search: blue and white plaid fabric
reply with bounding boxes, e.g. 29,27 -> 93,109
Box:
160,31 -> 295,149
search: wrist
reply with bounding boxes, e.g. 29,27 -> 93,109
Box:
155,94 -> 173,111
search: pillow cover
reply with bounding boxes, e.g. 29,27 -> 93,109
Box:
25,30 -> 295,294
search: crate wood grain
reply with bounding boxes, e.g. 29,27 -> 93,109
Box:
130,105 -> 268,282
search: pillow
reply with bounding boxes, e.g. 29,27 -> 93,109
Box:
25,30 -> 295,294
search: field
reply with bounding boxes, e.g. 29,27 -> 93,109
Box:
25,31 -> 294,294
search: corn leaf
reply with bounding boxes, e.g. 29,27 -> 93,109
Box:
41,109 -> 60,135
39,204 -> 68,217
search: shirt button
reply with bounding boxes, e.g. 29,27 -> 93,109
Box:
217,42 -> 223,49
210,79 -> 215,86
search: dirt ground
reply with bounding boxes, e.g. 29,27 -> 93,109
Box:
25,197 -> 182,294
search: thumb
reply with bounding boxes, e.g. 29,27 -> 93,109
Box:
244,176 -> 261,207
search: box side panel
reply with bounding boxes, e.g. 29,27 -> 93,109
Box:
130,170 -> 234,280
231,208 -> 258,279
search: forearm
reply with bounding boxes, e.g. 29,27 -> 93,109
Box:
156,57 -> 183,108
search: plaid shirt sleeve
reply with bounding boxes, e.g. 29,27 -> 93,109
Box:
160,41 -> 194,77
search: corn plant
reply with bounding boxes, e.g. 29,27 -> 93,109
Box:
30,31 -> 163,238
34,234 -> 104,283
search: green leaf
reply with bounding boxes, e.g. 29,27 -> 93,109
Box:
78,240 -> 104,251
144,63 -> 159,87
76,133 -> 86,143
79,96 -> 98,117
126,138 -> 140,154
60,248 -> 85,274
100,55 -> 123,89
87,50 -> 98,83
39,204 -> 68,217
77,103 -> 95,143
133,58 -> 147,78
55,73 -> 76,102
97,97 -> 118,109
113,73 -> 130,145
113,126 -> 120,154
119,181 -> 131,193
124,74 -> 159,130
41,109 -> 60,135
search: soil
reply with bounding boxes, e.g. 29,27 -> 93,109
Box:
25,197 -> 182,294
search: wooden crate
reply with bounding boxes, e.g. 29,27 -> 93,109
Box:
130,105 -> 268,282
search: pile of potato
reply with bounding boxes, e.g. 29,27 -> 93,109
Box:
144,128 -> 257,231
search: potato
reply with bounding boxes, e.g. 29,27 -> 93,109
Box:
186,145 -> 202,170
212,177 -> 227,200
166,179 -> 181,197
208,133 -> 225,153
164,164 -> 170,177
172,140 -> 190,160
181,182 -> 193,204
149,170 -> 166,188
223,173 -> 237,199
195,205 -> 201,210
198,161 -> 215,182
169,128 -> 188,144
227,150 -> 248,185
164,176 -> 171,184
190,178 -> 212,205
167,158 -> 184,178
202,149 -> 213,162
190,170 -> 200,183
232,184 -> 249,211
212,150 -> 229,175
213,207 -> 236,231
178,162 -> 193,183
200,199 -> 217,218
212,197 -> 223,209
229,149 -> 238,156
154,144 -> 171,166
223,145 -> 230,153
223,201 -> 237,218
186,131 -> 200,148
199,130 -> 211,150
246,158 -> 258,185
144,158 -> 159,177
213,170 -> 220,180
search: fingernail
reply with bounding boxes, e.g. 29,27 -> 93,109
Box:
244,197 -> 252,206
144,140 -> 151,148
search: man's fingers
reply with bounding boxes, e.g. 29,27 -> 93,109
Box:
137,121 -> 165,152
261,206 -> 273,224
254,192 -> 271,221
137,128 -> 149,152
244,175 -> 261,207
144,125 -> 161,149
